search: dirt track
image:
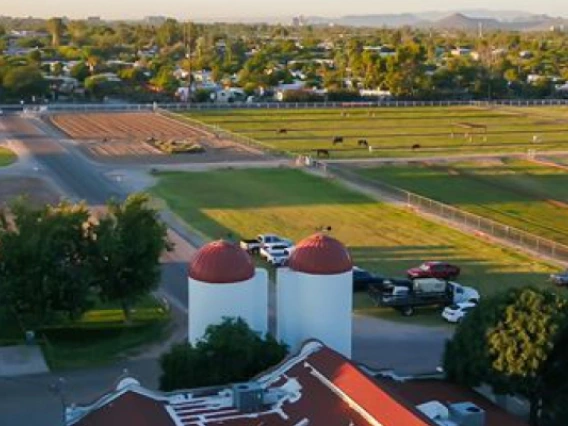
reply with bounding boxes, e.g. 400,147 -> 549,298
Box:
48,112 -> 264,164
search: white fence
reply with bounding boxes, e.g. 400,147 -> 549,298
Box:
329,165 -> 568,265
8,98 -> 568,113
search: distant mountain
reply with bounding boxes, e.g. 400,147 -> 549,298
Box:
302,9 -> 565,31
429,13 -> 504,30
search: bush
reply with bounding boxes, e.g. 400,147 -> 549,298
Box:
160,318 -> 288,391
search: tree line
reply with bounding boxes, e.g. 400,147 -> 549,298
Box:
0,193 -> 169,329
1,17 -> 568,102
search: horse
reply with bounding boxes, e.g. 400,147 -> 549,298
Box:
277,128 -> 288,134
316,149 -> 331,158
411,144 -> 421,151
332,136 -> 344,145
358,139 -> 369,148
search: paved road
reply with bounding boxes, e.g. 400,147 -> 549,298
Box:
0,114 -> 452,425
325,150 -> 568,165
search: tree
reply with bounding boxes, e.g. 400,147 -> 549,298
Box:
46,17 -> 65,47
540,327 -> 568,426
444,288 -> 568,426
0,200 -> 94,328
91,194 -> 169,320
150,66 -> 179,94
488,289 -> 568,425
159,318 -> 288,391
2,66 -> 48,100
69,62 -> 90,82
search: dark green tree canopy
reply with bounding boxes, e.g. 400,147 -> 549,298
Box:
444,287 -> 568,426
91,193 -> 170,319
159,318 -> 288,391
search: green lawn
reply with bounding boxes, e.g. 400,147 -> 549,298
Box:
151,168 -> 557,308
358,159 -> 568,246
183,106 -> 568,158
0,295 -> 171,370
0,147 -> 16,167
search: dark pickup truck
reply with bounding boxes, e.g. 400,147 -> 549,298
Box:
368,281 -> 452,317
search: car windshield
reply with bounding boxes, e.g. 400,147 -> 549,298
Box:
271,245 -> 288,251
419,264 -> 430,271
448,304 -> 460,310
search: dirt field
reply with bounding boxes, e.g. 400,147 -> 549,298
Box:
0,177 -> 61,207
49,112 -> 263,164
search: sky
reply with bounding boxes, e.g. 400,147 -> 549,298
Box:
2,0 -> 568,20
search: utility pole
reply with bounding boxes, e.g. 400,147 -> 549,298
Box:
186,21 -> 192,105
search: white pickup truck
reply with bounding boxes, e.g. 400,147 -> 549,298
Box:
260,245 -> 294,266
240,234 -> 293,254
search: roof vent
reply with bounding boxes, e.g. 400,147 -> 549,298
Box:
448,402 -> 486,426
232,382 -> 263,413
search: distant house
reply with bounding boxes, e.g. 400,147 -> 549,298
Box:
363,45 -> 396,58
451,47 -> 473,57
274,81 -> 306,101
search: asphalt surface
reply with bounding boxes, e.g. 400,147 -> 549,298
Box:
0,114 -> 452,426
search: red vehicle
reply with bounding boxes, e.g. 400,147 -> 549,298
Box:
407,262 -> 460,280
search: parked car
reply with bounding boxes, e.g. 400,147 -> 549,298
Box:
352,266 -> 384,292
407,261 -> 460,280
550,270 -> 568,286
260,245 -> 293,266
240,234 -> 293,254
442,302 -> 478,323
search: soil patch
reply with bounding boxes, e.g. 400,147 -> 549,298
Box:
48,112 -> 264,164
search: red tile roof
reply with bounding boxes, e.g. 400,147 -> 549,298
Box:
73,391 -> 175,426
377,378 -> 529,426
188,240 -> 255,284
288,234 -> 353,275
69,341 -> 435,426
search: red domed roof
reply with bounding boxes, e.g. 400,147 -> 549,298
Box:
189,240 -> 255,284
287,234 -> 353,275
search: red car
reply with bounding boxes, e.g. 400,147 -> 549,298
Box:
407,262 -> 460,280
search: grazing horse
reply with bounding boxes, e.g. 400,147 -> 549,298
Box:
411,143 -> 421,151
316,149 -> 330,158
333,136 -> 344,145
358,139 -> 369,148
277,128 -> 288,134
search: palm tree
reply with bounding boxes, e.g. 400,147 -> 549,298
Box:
46,17 -> 65,47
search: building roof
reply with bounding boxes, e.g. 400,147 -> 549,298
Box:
287,234 -> 353,275
377,378 -> 529,426
68,341 -> 435,426
71,391 -> 175,426
188,240 -> 255,284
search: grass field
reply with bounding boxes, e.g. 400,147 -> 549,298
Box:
0,295 -> 170,370
357,159 -> 568,246
151,168 -> 557,307
0,146 -> 16,166
184,106 -> 568,158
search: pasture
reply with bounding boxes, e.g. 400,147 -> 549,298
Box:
151,168 -> 556,302
184,106 -> 568,158
357,159 -> 568,246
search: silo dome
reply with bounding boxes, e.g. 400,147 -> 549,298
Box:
189,240 -> 255,284
287,234 -> 352,275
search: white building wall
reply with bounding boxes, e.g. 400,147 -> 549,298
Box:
277,269 -> 353,358
189,269 -> 268,344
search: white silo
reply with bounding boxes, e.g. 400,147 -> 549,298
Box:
188,240 -> 268,345
277,234 -> 353,358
